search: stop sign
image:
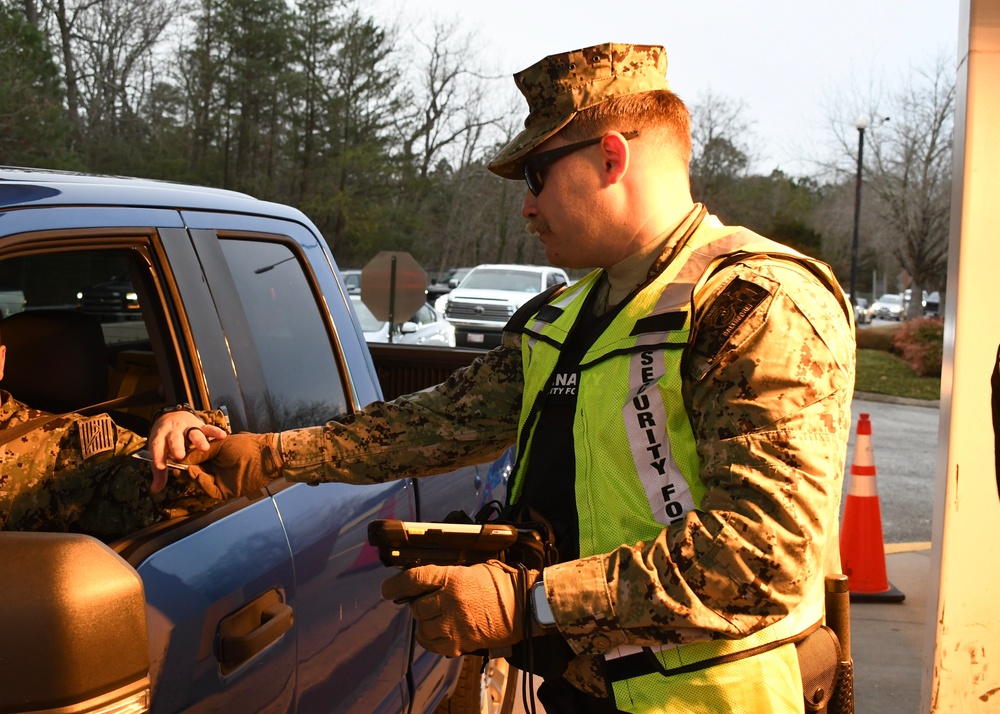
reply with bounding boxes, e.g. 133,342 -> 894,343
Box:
360,251 -> 427,323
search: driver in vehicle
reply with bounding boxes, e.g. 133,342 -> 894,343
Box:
0,328 -> 230,539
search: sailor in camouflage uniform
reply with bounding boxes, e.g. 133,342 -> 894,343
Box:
183,43 -> 855,714
0,333 -> 230,539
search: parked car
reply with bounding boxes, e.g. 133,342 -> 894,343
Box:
872,293 -> 905,321
445,266 -> 472,288
924,291 -> 941,316
341,268 -> 362,294
0,167 -> 514,714
855,297 -> 873,324
0,288 -> 25,318
847,295 -> 873,325
351,294 -> 456,347
76,277 -> 143,320
439,263 -> 570,348
426,266 -> 473,305
902,288 -> 942,317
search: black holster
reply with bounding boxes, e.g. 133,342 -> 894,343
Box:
796,625 -> 841,712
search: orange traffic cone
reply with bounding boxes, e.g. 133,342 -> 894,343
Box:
840,413 -> 905,603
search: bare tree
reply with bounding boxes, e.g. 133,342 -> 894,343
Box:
20,0 -> 39,26
175,0 -> 225,181
79,0 -> 177,161
867,59 -> 954,316
36,0 -> 179,168
319,6 -> 399,252
290,0 -> 342,201
393,23 -> 505,180
689,91 -> 755,202
825,57 -> 954,315
41,0 -> 89,139
380,20 -> 520,272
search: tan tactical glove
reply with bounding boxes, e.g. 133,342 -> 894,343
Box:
381,561 -> 540,657
182,432 -> 283,499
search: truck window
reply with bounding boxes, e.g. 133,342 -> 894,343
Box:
0,247 -> 175,434
217,239 -> 348,429
0,249 -> 149,345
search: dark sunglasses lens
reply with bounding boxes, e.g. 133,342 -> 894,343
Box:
524,160 -> 542,196
521,135 -> 609,196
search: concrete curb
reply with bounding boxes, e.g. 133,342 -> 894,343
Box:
854,390 -> 940,409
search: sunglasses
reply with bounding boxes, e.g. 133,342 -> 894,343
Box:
522,130 -> 639,196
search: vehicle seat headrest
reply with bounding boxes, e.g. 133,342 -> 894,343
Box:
1,310 -> 109,414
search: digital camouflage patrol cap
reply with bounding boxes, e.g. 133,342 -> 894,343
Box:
487,42 -> 670,179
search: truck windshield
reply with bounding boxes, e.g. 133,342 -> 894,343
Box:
462,269 -> 540,292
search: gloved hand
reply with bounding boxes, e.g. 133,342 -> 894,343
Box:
381,560 -> 540,657
181,432 -> 283,499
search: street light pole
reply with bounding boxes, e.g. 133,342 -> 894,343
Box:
849,115 -> 870,310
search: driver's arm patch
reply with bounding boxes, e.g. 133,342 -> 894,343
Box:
79,414 -> 117,460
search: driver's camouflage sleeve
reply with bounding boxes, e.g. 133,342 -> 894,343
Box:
0,391 -> 231,540
278,342 -> 525,485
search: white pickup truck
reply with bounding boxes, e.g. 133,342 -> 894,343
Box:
439,263 -> 569,348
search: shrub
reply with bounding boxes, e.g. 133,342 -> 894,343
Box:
892,317 -> 944,377
855,323 -> 900,352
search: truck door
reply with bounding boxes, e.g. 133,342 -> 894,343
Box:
178,213 -> 417,714
0,211 -> 299,713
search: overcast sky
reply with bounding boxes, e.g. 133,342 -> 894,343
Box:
370,0 -> 961,176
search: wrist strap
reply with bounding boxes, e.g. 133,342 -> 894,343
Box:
152,403 -> 198,423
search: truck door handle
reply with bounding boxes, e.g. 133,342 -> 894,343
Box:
217,589 -> 293,674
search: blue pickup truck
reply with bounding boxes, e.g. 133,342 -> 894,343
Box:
0,167 -> 515,714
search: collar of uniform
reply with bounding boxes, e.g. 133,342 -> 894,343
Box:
0,388 -> 33,432
0,389 -> 16,421
646,203 -> 708,280
600,204 -> 705,312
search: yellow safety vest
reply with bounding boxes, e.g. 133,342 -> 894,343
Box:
510,217 -> 851,713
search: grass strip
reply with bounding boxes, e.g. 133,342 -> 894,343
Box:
856,348 -> 941,401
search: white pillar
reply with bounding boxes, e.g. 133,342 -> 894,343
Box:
926,1 -> 1000,710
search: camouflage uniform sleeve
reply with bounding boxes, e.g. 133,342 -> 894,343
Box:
0,408 -> 157,537
0,402 -> 231,539
545,255 -> 856,656
278,339 -> 525,484
196,408 -> 232,432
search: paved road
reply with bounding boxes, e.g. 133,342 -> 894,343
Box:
847,395 -> 940,544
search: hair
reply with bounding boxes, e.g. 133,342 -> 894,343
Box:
561,90 -> 692,164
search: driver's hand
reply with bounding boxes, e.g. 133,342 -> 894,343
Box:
148,411 -> 227,493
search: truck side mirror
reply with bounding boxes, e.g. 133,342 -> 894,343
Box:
0,532 -> 151,712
